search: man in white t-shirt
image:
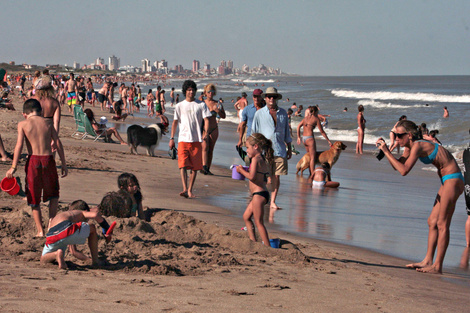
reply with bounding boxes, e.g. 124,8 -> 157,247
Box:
169,80 -> 211,198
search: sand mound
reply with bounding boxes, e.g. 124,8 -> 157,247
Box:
0,205 -> 311,276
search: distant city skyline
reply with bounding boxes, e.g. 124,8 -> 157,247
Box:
2,1 -> 470,76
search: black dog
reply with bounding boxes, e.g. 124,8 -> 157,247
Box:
127,123 -> 166,156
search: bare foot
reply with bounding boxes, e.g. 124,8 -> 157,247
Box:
187,192 -> 197,199
34,232 -> 44,238
416,265 -> 442,274
459,247 -> 469,270
57,249 -> 67,270
1,156 -> 12,162
120,142 -> 127,145
406,260 -> 431,269
179,191 -> 188,198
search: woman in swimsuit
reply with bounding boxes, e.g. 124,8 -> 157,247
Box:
236,133 -> 274,247
311,162 -> 340,189
83,109 -> 127,145
201,84 -> 226,175
356,104 -> 366,154
376,120 -> 464,274
296,106 -> 333,179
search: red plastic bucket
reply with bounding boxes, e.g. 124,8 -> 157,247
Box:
1,177 -> 20,196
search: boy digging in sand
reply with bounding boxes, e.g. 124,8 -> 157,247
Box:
5,99 -> 68,237
40,200 -> 115,269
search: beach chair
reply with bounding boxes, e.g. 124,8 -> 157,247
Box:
71,105 -> 86,138
80,112 -> 107,142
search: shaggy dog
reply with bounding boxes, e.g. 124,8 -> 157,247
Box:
296,141 -> 347,175
127,123 -> 166,156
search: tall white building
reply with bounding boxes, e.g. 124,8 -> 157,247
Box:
142,59 -> 150,72
109,55 -> 120,71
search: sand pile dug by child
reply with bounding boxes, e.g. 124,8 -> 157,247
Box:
0,203 -> 312,276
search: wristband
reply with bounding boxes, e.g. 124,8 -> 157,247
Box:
99,219 -> 110,234
11,166 -> 16,171
170,137 -> 174,140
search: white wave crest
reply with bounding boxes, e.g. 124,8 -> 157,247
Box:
331,89 -> 470,103
357,99 -> 428,109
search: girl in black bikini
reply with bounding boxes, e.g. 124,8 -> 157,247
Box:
236,133 -> 274,247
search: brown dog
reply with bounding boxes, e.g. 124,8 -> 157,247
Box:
296,141 -> 347,175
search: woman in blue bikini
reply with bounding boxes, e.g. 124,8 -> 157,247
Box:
376,120 -> 464,274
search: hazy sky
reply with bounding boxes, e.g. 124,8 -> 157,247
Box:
2,0 -> 470,76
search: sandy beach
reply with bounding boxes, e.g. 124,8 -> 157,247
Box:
1,87 -> 469,312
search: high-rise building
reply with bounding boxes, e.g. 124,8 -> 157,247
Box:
73,62 -> 80,70
109,55 -> 120,71
192,60 -> 200,72
227,60 -> 233,69
220,60 -> 226,67
96,57 -> 104,65
203,63 -> 210,74
141,59 -> 150,72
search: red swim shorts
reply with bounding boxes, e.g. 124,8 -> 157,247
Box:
178,142 -> 203,171
25,155 -> 59,206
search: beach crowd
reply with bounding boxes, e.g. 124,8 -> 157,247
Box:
0,69 -> 469,275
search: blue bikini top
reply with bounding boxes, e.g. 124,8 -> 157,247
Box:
417,140 -> 439,164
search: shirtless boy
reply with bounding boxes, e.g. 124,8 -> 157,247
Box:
5,99 -> 68,237
64,73 -> 78,113
40,202 -> 112,269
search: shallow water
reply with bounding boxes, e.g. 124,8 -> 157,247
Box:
104,75 -> 470,273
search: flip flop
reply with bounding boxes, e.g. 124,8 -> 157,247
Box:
236,145 -> 247,161
104,221 -> 116,243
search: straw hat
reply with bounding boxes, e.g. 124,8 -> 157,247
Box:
263,87 -> 282,100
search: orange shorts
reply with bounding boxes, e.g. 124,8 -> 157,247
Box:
178,142 -> 203,170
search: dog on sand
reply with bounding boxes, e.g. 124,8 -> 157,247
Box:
127,123 -> 167,156
296,141 -> 347,175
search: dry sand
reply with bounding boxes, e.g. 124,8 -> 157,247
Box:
0,88 -> 469,312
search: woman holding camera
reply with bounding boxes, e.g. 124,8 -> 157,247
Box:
376,120 -> 464,274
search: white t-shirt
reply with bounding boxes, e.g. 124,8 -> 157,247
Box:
174,99 -> 211,143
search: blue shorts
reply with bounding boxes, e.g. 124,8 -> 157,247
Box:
42,222 -> 90,255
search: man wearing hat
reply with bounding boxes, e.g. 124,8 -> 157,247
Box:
237,89 -> 265,150
252,87 -> 292,220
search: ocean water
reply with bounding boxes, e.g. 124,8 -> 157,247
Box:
106,76 -> 470,273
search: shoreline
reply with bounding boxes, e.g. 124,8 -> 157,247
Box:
0,90 -> 469,311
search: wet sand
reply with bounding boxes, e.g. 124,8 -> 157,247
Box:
0,91 -> 469,312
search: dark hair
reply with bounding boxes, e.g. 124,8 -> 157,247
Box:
429,130 -> 439,138
396,120 -> 422,140
23,99 -> 42,114
118,172 -> 140,190
399,115 -> 407,121
287,108 -> 293,114
182,80 -> 197,96
84,108 -> 95,123
358,105 -> 364,112
242,92 -> 247,97
99,191 -> 132,218
69,200 -> 90,212
321,162 -> 331,170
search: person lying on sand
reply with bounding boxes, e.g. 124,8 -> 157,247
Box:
40,200 -> 116,270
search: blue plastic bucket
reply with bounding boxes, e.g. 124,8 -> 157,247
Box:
269,238 -> 280,248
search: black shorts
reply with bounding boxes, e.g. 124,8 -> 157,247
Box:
98,93 -> 107,103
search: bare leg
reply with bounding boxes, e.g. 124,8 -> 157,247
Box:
269,175 -> 281,222
179,168 -> 188,198
356,128 -> 364,154
243,201 -> 256,242
406,192 -> 441,269
187,170 -> 198,198
40,249 -> 67,269
31,206 -> 45,237
87,225 -> 99,266
0,135 -> 11,161
417,180 -> 463,274
252,195 -> 270,247
107,128 -> 127,145
466,216 -> 470,247
305,138 -> 316,180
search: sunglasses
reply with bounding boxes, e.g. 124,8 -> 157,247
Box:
392,131 -> 408,139
207,90 -> 215,94
265,95 -> 278,99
